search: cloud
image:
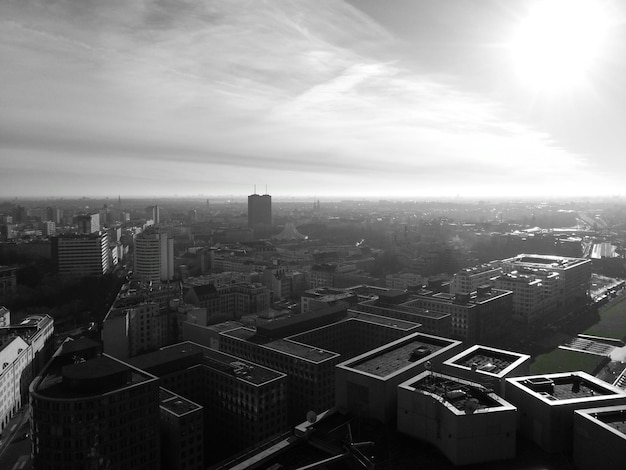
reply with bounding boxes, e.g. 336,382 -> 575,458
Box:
0,0 -> 602,197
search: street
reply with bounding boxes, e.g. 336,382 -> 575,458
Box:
0,406 -> 32,470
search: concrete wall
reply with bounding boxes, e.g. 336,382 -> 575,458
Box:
573,408 -> 626,470
397,385 -> 516,465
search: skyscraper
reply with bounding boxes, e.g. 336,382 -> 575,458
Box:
146,205 -> 161,224
247,192 -> 271,227
134,231 -> 174,282
75,213 -> 100,234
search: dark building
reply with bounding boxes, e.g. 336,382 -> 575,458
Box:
247,193 -> 272,227
30,338 -> 161,470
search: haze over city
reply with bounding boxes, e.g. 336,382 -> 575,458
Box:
3,0 -> 626,198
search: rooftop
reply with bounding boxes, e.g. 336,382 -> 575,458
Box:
132,341 -> 286,386
159,388 -> 202,417
347,311 -> 421,330
34,353 -> 155,399
343,333 -> 459,378
446,345 -> 530,376
510,372 -> 624,403
221,328 -> 340,363
576,406 -> 626,437
504,254 -> 589,269
404,372 -> 509,413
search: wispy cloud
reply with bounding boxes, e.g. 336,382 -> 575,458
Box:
0,0 -> 604,197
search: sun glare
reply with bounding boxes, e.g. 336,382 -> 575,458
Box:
510,0 -> 611,92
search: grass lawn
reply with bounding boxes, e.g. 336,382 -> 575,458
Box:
584,297 -> 626,340
530,348 -> 607,375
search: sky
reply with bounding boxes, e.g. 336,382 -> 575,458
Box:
2,0 -> 626,199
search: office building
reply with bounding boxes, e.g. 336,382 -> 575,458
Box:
51,232 -> 111,278
397,371 -> 517,465
30,339 -> 161,470
499,254 -> 592,312
505,371 -> 626,453
247,193 -> 272,227
335,332 -> 462,423
300,287 -> 359,313
128,342 -> 287,460
492,271 -> 559,323
75,213 -> 100,234
288,312 -> 421,358
146,205 -> 161,224
354,292 -> 452,338
159,388 -> 204,470
183,281 -> 270,321
449,263 -> 502,295
218,326 -> 339,424
406,286 -> 513,344
102,281 -> 183,359
134,231 -> 174,282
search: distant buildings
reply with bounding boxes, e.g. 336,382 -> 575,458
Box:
102,281 -> 182,359
134,231 -> 174,282
182,280 -> 270,322
146,205 -> 161,224
448,254 -> 592,324
409,286 -> 513,343
499,254 -> 592,315
247,193 -> 272,227
74,213 -> 100,234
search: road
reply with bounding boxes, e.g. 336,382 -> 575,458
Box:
0,406 -> 32,470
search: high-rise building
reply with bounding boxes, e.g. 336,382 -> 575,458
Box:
146,205 -> 161,224
134,231 -> 174,282
75,213 -> 100,234
247,192 -> 272,227
51,232 -> 111,278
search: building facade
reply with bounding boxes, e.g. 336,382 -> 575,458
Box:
30,339 -> 161,470
52,233 -> 111,278
247,193 -> 272,227
134,231 -> 174,283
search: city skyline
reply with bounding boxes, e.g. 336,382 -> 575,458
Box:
2,0 -> 626,199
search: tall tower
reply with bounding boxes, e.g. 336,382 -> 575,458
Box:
134,231 -> 174,282
247,188 -> 272,227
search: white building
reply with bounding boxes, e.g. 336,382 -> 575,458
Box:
134,231 -> 174,282
0,314 -> 53,433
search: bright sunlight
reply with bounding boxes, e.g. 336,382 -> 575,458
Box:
510,0 -> 612,92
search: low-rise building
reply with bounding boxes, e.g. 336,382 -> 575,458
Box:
0,314 -> 54,434
442,345 -> 531,396
397,371 -> 517,465
335,332 -> 462,423
573,405 -> 626,470
505,371 -> 626,453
